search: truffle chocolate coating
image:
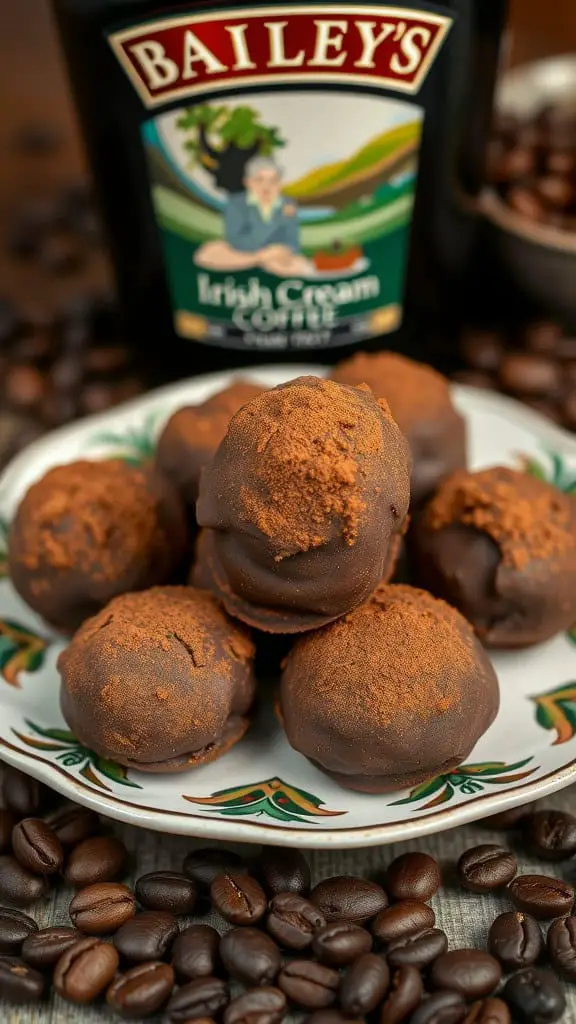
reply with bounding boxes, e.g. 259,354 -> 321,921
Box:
8,459 -> 188,634
196,376 -> 411,633
331,352 -> 467,505
411,467 -> 576,648
58,586 -> 256,772
279,584 -> 499,793
156,381 -> 264,506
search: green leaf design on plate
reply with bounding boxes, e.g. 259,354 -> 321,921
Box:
12,720 -> 142,791
183,777 -> 345,824
88,407 -> 167,464
0,620 -> 50,687
390,758 -> 537,811
531,683 -> 576,745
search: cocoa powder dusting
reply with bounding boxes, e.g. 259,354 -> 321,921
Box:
332,352 -> 454,424
167,382 -> 263,452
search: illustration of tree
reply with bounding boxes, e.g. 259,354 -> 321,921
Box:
175,104 -> 285,193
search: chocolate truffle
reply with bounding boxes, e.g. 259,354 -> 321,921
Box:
8,459 -> 187,634
279,584 -> 499,793
331,352 -> 467,504
196,376 -> 411,632
156,381 -> 264,506
411,466 -> 576,648
58,586 -> 256,772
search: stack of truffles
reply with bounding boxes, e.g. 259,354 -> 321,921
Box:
7,354 -> 576,793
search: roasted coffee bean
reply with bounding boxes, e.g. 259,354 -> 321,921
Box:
220,926 -> 280,986
278,959 -> 339,1009
488,911 -> 543,970
12,818 -> 63,875
85,345 -> 130,375
223,986 -> 286,1024
211,872 -> 266,925
462,999 -> 511,1024
312,921 -> 372,966
54,936 -> 119,1003
256,846 -> 310,897
310,876 -> 388,923
387,927 -> 448,970
372,900 -> 435,945
164,976 -> 230,1022
267,892 -> 326,950
0,955 -> 44,1003
411,991 -> 467,1024
525,809 -> 576,861
172,925 -> 221,982
430,950 -> 501,999
502,968 -> 566,1024
380,965 -> 423,1024
44,803 -> 100,847
481,803 -> 534,829
114,910 -> 179,962
69,882 -> 136,934
461,331 -> 504,372
0,809 -> 16,853
507,187 -> 546,221
524,322 -> 562,354
547,915 -> 576,981
0,907 -> 38,954
2,769 -> 46,817
386,853 -> 441,902
0,855 -> 49,907
106,960 -> 175,1018
21,926 -> 79,969
136,871 -> 197,915
64,834 -> 128,887
5,365 -> 48,409
183,848 -> 246,891
457,845 -> 517,893
499,353 -> 560,397
508,874 -> 574,919
340,952 -> 390,1015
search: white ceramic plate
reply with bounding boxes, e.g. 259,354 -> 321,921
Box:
0,365 -> 574,849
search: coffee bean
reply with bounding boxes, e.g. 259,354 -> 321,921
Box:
5,365 -> 48,409
430,950 -> 501,999
411,992 -> 467,1024
0,955 -> 44,1003
0,810 -> 16,854
64,834 -> 128,887
164,976 -> 230,1022
278,960 -> 339,1009
114,910 -> 179,962
340,952 -> 389,1015
268,892 -> 326,950
54,936 -> 119,1003
12,818 -> 63,876
310,876 -> 388,924
136,871 -> 197,915
372,900 -> 435,945
502,968 -> 566,1024
462,331 -> 504,372
481,803 -> 535,830
387,927 -> 448,970
13,332 -> 54,365
220,926 -> 280,986
183,849 -> 247,892
0,907 -> 38,954
525,810 -> 576,861
457,845 -> 517,893
21,926 -> 79,969
488,911 -> 543,971
44,803 -> 100,847
524,322 -> 562,354
106,960 -> 175,1018
386,853 -> 441,901
0,855 -> 49,907
312,921 -> 372,966
451,370 -> 495,389
547,915 -> 576,981
172,925 -> 221,982
256,846 -> 310,897
508,874 -> 574,920
499,353 -> 560,397
380,965 -> 423,1024
85,345 -> 130,375
69,882 -> 136,934
2,769 -> 46,817
462,999 -> 510,1024
537,175 -> 574,207
211,872 -> 266,925
507,187 -> 545,221
223,987 -> 286,1024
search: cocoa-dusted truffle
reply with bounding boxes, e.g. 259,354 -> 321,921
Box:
58,586 -> 256,772
279,584 -> 499,793
196,376 -> 411,633
331,352 -> 466,504
156,381 -> 264,506
8,459 -> 187,634
411,466 -> 576,648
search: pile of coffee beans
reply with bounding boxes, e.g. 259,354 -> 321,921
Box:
454,320 -> 576,430
0,767 -> 576,1021
489,104 -> 576,229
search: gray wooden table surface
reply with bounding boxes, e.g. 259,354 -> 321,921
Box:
4,782 -> 576,1024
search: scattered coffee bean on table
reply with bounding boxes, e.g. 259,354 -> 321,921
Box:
64,834 -> 128,887
135,870 -> 197,915
11,817 -> 63,876
220,926 -> 280,986
106,960 -> 175,1018
164,975 -> 230,1022
339,952 -> 390,1015
508,874 -> 574,919
183,849 -> 246,891
211,872 -> 267,925
310,876 -> 388,923
457,845 -> 517,893
0,855 -> 50,907
69,882 -> 136,934
2,770 -> 46,818
502,967 -> 566,1024
547,915 -> 576,982
21,926 -> 79,969
386,853 -> 441,901
488,911 -> 543,971
0,955 -> 45,1004
113,910 -> 179,962
410,990 -> 467,1024
256,846 -> 310,897
172,924 -> 222,982
0,907 -> 38,955
387,927 -> 448,970
278,959 -> 340,1009
44,803 -> 100,847
380,964 -> 423,1024
223,986 -> 286,1024
462,998 -> 511,1024
525,809 -> 576,861
54,936 -> 120,1004
267,892 -> 325,951
430,949 -> 502,999
372,900 -> 435,944
312,921 -> 372,965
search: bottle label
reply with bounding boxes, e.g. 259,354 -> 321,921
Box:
109,5 -> 452,350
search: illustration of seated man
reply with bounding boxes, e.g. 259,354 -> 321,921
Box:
195,157 -> 311,276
